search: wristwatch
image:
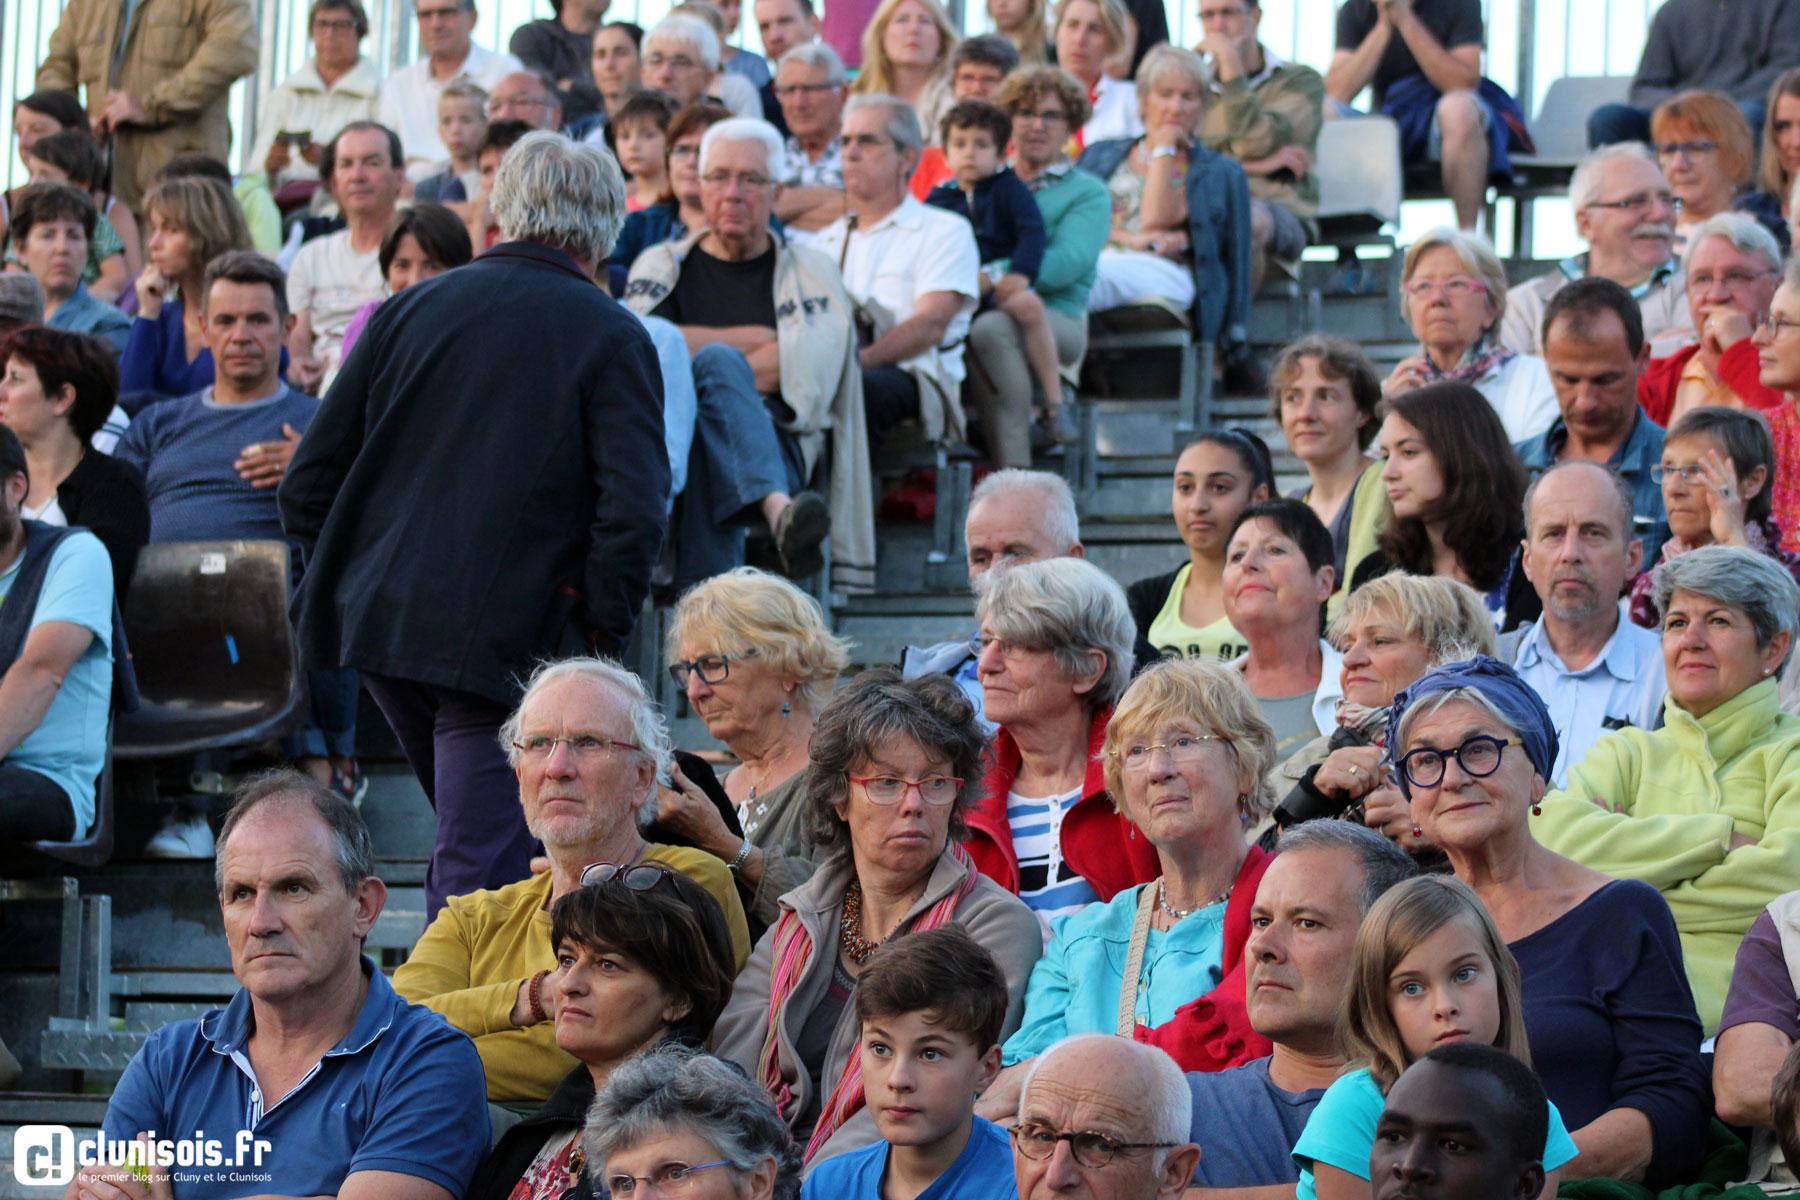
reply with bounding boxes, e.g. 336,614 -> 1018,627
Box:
1150,145 -> 1180,159
727,838 -> 755,876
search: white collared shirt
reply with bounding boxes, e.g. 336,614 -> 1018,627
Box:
1082,73 -> 1144,146
812,194 -> 979,384
249,57 -> 382,185
378,43 -> 525,180
1511,601 -> 1667,787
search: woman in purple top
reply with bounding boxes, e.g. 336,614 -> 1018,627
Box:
338,205 -> 473,361
119,177 -> 256,408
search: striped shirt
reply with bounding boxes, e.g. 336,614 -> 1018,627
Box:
1008,785 -> 1102,942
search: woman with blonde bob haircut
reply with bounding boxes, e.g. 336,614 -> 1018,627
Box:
122,175 -> 258,401
1295,874 -> 1579,1200
852,0 -> 960,143
976,657 -> 1283,1125
659,566 -> 851,925
1384,227 -> 1558,443
1052,0 -> 1139,146
1274,574 -> 1493,850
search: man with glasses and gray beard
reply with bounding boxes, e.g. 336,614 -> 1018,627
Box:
280,134 -> 669,919
392,657 -> 750,1111
902,469 -> 1087,730
1501,144 -> 1687,356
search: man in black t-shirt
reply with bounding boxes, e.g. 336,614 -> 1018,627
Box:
637,117 -> 829,584
1326,0 -> 1488,230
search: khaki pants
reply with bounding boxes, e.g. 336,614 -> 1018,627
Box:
965,305 -> 1088,468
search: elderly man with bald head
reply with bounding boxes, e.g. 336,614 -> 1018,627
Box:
1012,1035 -> 1199,1200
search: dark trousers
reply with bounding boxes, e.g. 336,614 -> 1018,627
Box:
363,673 -> 536,918
0,765 -> 76,842
1590,99 -> 1766,147
862,366 -> 922,452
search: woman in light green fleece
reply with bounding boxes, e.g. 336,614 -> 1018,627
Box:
1536,544 -> 1800,1033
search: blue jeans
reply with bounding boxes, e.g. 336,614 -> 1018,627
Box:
675,343 -> 804,590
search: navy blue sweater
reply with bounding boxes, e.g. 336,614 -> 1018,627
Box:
926,166 -> 1046,283
1509,878 -> 1710,1188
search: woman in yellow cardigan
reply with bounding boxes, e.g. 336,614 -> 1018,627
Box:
1536,545 -> 1800,1032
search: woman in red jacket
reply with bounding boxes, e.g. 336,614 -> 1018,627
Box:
965,556 -> 1156,925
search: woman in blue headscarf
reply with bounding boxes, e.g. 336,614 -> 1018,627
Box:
1384,656 -> 1709,1190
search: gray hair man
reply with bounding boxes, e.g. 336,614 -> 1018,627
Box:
1501,144 -> 1686,354
1165,821 -> 1416,1200
1508,460 -> 1666,787
391,657 -> 751,1107
63,772 -> 491,1200
623,117 -> 868,589
900,468 -> 1086,726
773,42 -> 849,231
280,133 -> 667,920
814,93 -> 981,453
1013,1035 -> 1200,1200
641,13 -> 759,115
1639,212 -> 1785,424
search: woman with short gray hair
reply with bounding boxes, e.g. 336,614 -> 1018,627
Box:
586,1045 -> 802,1200
1384,226 -> 1558,442
1540,543 -> 1800,1035
713,671 -> 1040,1165
965,557 -> 1157,927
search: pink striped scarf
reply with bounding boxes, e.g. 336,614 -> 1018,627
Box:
757,846 -> 979,1161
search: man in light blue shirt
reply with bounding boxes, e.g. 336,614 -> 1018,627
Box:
1508,459 -> 1666,787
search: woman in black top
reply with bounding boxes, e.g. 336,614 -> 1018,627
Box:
465,864 -> 738,1200
0,326 -> 147,601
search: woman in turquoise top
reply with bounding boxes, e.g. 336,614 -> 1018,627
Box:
1293,876 -> 1576,1200
977,657 -> 1280,1123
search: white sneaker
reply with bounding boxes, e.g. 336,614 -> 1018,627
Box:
145,812 -> 214,858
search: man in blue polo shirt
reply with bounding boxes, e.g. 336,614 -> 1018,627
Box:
62,770 -> 489,1200
1514,277 -> 1668,567
1506,459 -> 1666,787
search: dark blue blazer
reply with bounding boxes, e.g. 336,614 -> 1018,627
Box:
925,167 -> 1047,282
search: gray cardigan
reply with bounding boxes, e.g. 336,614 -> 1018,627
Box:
714,847 -> 1042,1166
737,771 -> 822,927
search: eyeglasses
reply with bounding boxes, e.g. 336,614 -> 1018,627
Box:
1654,139 -> 1717,159
667,648 -> 757,688
606,1160 -> 731,1197
1198,4 -> 1250,20
1401,276 -> 1488,298
1689,267 -> 1774,291
1119,732 -> 1222,772
1585,190 -> 1680,215
1010,1122 -> 1180,1168
1012,108 -> 1069,124
701,170 -> 773,190
848,775 -> 964,805
579,861 -> 678,890
669,144 -> 702,160
415,6 -> 464,20
512,734 -> 642,760
644,53 -> 701,70
1395,735 -> 1524,790
1650,462 -> 1709,484
489,96 -> 551,115
840,131 -> 896,151
774,81 -> 840,96
968,634 -> 1043,660
1757,312 -> 1800,338
311,17 -> 360,32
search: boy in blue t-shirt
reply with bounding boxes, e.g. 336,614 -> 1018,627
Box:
802,926 -> 1018,1200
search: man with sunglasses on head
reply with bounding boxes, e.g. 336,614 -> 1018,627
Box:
1011,1035 -> 1199,1200
1501,144 -> 1688,356
393,657 -> 750,1111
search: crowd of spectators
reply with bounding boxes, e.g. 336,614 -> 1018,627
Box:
10,0 -> 1800,1197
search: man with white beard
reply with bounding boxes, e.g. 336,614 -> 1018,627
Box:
901,469 -> 1087,730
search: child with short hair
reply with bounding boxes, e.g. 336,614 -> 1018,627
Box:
1294,876 -> 1578,1200
800,927 -> 1016,1200
465,120 -> 535,252
926,99 -> 1074,444
611,91 -> 681,212
416,80 -> 489,203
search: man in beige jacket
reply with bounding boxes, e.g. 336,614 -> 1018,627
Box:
37,0 -> 259,210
